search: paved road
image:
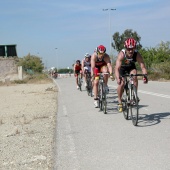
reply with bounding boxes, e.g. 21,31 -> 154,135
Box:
54,76 -> 170,170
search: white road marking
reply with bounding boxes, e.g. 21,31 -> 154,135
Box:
138,90 -> 170,99
54,80 -> 80,170
109,85 -> 170,99
60,105 -> 80,170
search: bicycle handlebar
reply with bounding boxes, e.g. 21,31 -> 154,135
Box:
97,73 -> 109,75
120,74 -> 147,78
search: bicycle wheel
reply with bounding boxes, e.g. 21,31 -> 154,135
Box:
86,75 -> 91,96
86,80 -> 90,95
78,77 -> 82,91
122,88 -> 129,120
102,87 -> 107,114
88,80 -> 93,97
130,85 -> 139,126
98,83 -> 103,111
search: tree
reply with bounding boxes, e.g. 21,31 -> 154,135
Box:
58,68 -> 73,73
17,53 -> 44,73
112,29 -> 142,52
155,41 -> 170,62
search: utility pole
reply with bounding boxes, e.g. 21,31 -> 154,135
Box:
102,8 -> 116,57
55,48 -> 58,71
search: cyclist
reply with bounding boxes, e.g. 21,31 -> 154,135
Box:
81,53 -> 91,87
115,38 -> 148,112
91,45 -> 114,108
74,60 -> 83,89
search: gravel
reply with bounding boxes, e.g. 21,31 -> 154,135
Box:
0,82 -> 57,170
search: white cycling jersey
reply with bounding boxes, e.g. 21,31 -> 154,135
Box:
83,58 -> 91,72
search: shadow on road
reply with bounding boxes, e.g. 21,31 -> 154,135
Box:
138,112 -> 170,127
106,88 -> 118,114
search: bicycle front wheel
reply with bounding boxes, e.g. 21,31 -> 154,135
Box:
88,81 -> 93,97
87,78 -> 92,96
102,86 -> 107,114
98,83 -> 103,111
130,85 -> 139,126
78,77 -> 82,91
122,88 -> 129,120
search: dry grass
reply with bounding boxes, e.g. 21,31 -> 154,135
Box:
0,73 -> 53,86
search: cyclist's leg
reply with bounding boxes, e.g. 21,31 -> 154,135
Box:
129,63 -> 138,88
75,71 -> 79,88
130,68 -> 140,101
93,67 -> 100,97
117,68 -> 126,112
86,66 -> 91,83
93,67 -> 99,107
93,78 -> 99,107
100,65 -> 109,93
100,65 -> 108,86
83,67 -> 88,86
117,83 -> 125,112
130,69 -> 138,87
79,70 -> 83,79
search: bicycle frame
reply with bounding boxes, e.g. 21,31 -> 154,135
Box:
97,73 -> 109,114
86,72 -> 93,96
77,73 -> 82,91
122,74 -> 145,126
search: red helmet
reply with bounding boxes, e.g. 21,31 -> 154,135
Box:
124,38 -> 136,48
97,45 -> 106,53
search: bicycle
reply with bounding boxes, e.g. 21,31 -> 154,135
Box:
121,74 -> 146,126
85,71 -> 93,97
77,73 -> 82,91
97,73 -> 109,114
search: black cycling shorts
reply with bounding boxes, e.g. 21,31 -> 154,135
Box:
119,64 -> 136,76
75,70 -> 81,74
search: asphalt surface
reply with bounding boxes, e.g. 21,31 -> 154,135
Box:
53,76 -> 170,170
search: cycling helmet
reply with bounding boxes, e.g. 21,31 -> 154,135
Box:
97,45 -> 106,53
85,53 -> 91,58
124,38 -> 137,48
76,60 -> 80,63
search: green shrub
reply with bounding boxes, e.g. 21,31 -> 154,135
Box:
151,62 -> 170,74
17,53 -> 44,73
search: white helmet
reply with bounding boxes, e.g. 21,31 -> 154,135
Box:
85,53 -> 91,58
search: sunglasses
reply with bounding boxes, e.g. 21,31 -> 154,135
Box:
98,52 -> 105,55
126,48 -> 134,51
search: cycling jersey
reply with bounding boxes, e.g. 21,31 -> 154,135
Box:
83,58 -> 91,73
95,55 -> 107,69
74,64 -> 82,71
83,58 -> 91,67
120,49 -> 138,75
121,49 -> 137,67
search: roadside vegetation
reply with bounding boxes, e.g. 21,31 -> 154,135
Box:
13,54 -> 52,84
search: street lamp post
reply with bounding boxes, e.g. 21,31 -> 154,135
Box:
102,8 -> 116,56
55,48 -> 58,71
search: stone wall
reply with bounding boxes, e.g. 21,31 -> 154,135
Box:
0,58 -> 17,77
0,58 -> 18,82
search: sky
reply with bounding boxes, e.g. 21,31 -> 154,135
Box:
1,0 -> 170,69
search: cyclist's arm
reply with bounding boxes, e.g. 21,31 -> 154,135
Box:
105,55 -> 113,74
90,53 -> 96,77
136,53 -> 147,75
115,52 -> 123,82
81,60 -> 85,73
73,64 -> 76,74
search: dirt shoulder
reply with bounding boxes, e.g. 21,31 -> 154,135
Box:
0,82 -> 57,170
